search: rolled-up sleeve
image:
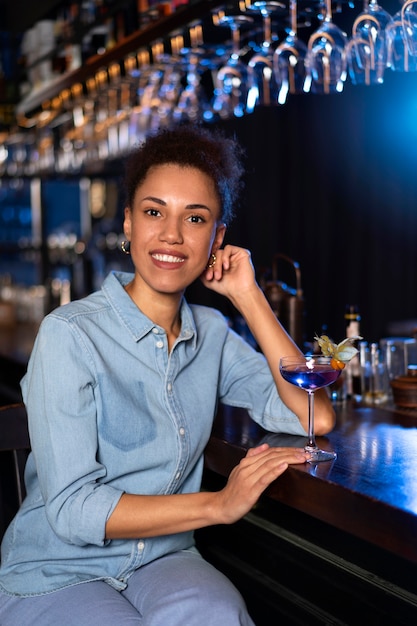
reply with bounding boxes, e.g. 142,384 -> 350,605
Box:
22,315 -> 123,546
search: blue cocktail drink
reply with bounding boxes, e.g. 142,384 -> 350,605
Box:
280,355 -> 340,462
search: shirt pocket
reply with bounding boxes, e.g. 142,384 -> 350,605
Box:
99,380 -> 157,451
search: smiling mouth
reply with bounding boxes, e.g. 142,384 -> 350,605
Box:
152,253 -> 185,264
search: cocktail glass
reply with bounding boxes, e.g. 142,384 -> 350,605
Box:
279,355 -> 340,462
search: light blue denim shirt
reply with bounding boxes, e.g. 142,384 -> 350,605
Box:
0,271 -> 306,596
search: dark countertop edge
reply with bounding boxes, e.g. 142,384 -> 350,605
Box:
204,434 -> 417,565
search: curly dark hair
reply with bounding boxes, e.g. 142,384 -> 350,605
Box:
124,125 -> 245,225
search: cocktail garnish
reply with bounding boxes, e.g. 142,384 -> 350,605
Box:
314,334 -> 363,370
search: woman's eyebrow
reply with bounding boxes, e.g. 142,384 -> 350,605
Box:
140,197 -> 212,213
185,204 -> 212,212
141,195 -> 166,205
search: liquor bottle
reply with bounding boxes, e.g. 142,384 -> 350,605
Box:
345,305 -> 361,399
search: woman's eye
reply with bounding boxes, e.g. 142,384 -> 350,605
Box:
145,208 -> 161,217
188,215 -> 205,223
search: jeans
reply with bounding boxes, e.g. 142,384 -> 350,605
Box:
0,551 -> 256,625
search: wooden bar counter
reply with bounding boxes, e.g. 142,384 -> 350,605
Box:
198,402 -> 417,625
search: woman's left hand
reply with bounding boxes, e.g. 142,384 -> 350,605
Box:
201,245 -> 258,301
201,244 -> 336,436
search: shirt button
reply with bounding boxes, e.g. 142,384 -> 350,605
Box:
156,340 -> 164,348
137,540 -> 145,552
179,427 -> 185,436
152,328 -> 159,334
175,472 -> 181,480
167,383 -> 172,392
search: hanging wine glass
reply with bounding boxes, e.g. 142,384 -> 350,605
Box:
149,34 -> 186,131
304,0 -> 348,94
173,50 -> 216,123
104,61 -> 137,157
132,41 -> 167,138
56,85 -> 89,170
211,13 -> 254,120
126,37 -> 184,137
173,23 -> 218,124
273,0 -> 308,104
386,10 -> 417,72
245,1 -> 286,110
401,0 -> 417,56
125,49 -> 154,147
347,0 -> 393,86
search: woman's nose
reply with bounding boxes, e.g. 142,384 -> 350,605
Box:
160,217 -> 184,243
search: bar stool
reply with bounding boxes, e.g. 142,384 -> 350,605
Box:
0,403 -> 30,540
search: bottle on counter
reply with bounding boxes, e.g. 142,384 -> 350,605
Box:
344,304 -> 362,400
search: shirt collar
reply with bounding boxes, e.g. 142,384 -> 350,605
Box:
102,271 -> 197,348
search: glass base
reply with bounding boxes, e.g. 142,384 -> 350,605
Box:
305,447 -> 337,463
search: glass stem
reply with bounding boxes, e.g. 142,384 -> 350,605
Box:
290,0 -> 297,37
231,25 -> 240,55
325,0 -> 333,22
263,14 -> 271,46
307,390 -> 318,450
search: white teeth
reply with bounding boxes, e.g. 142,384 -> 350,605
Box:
152,254 -> 185,263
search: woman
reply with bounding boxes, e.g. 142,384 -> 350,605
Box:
0,126 -> 335,625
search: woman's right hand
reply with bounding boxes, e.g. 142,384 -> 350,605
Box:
215,444 -> 309,525
106,444 -> 309,540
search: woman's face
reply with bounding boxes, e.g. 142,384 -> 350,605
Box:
124,164 -> 226,298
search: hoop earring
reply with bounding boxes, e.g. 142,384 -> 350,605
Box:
121,240 -> 131,255
207,253 -> 216,269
